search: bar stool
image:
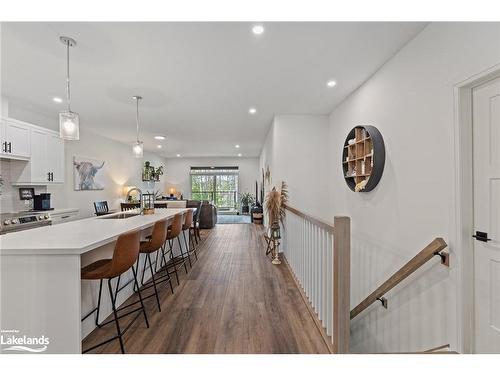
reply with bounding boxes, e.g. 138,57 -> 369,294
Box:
182,209 -> 198,264
81,230 -> 148,354
136,218 -> 174,312
161,213 -> 188,284
189,201 -> 202,244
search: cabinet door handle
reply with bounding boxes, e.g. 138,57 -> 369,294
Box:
47,172 -> 51,181
1,142 -> 5,152
8,142 -> 12,153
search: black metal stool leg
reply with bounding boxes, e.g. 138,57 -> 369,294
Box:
95,279 -> 103,327
131,265 -> 149,328
177,236 -> 191,274
107,278 -> 125,354
182,230 -> 194,267
190,230 -> 198,260
168,239 -> 181,283
147,253 -> 162,312
159,245 -> 175,293
140,254 -> 148,286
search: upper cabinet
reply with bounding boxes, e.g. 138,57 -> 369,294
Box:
0,118 -> 31,159
5,118 -> 66,185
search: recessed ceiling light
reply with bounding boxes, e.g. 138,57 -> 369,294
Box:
238,153 -> 242,157
327,80 -> 337,88
157,145 -> 162,149
235,144 -> 240,148
154,135 -> 165,140
53,97 -> 63,103
252,25 -> 264,35
176,154 -> 181,157
248,107 -> 257,115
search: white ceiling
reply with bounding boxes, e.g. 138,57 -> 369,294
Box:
1,22 -> 426,157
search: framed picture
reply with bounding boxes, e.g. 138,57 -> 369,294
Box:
19,187 -> 35,200
73,156 -> 106,191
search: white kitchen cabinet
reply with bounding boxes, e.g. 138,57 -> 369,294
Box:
46,133 -> 65,183
10,125 -> 65,185
0,118 -> 30,159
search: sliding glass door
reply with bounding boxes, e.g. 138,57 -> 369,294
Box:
190,167 -> 239,211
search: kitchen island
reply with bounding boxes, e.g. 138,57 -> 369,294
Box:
0,208 -> 191,353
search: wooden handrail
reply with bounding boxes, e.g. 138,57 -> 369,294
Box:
350,237 -> 448,320
284,204 -> 335,233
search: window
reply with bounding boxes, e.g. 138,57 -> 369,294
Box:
190,167 -> 239,211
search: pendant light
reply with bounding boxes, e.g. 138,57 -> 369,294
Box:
132,96 -> 144,158
59,36 -> 80,140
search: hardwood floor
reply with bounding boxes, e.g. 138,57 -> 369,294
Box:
82,224 -> 329,354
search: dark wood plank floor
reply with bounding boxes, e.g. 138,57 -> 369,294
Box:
82,224 -> 329,354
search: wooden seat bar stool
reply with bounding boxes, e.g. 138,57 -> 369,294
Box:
160,213 -> 188,284
81,230 -> 149,354
135,218 -> 174,312
182,209 -> 198,264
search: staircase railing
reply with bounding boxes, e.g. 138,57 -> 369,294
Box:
282,205 -> 350,353
350,237 -> 449,320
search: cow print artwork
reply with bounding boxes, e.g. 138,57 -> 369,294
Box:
73,156 -> 105,191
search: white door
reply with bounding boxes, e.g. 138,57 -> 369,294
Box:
46,134 -> 65,183
5,121 -> 30,158
473,76 -> 500,353
30,129 -> 49,183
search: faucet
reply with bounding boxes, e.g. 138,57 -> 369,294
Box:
126,187 -> 143,213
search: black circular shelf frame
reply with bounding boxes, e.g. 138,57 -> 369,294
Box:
342,125 -> 385,192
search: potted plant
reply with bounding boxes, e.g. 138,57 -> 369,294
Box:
153,166 -> 164,181
143,161 -> 152,181
240,192 -> 254,214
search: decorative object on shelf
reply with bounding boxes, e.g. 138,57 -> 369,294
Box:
168,187 -> 176,198
59,36 -> 80,140
240,192 -> 254,214
342,125 -> 385,192
73,156 -> 105,191
142,161 -> 163,181
19,187 -> 35,200
132,95 -> 144,158
264,181 -> 288,265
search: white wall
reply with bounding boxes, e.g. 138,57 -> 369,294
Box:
328,23 -> 500,353
48,128 -> 167,218
259,115 -> 330,221
164,156 -> 259,201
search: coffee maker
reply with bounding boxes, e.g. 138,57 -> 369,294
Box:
33,193 -> 52,211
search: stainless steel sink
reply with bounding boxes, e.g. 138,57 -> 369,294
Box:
99,213 -> 140,219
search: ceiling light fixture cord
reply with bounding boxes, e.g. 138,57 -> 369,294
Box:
135,96 -> 140,142
66,40 -> 71,112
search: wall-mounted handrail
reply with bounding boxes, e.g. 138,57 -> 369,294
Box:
350,237 -> 448,320
282,204 -> 350,353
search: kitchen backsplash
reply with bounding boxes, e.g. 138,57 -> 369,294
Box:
0,159 -> 49,213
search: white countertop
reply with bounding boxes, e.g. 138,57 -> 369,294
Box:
0,208 -> 191,256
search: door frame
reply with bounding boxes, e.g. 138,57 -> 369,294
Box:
453,63 -> 500,353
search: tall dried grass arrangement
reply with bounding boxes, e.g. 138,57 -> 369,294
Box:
265,181 -> 289,226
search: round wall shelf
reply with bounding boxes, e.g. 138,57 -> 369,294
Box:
342,125 -> 385,192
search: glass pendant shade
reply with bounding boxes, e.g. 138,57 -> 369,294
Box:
59,111 -> 80,140
132,141 -> 144,158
